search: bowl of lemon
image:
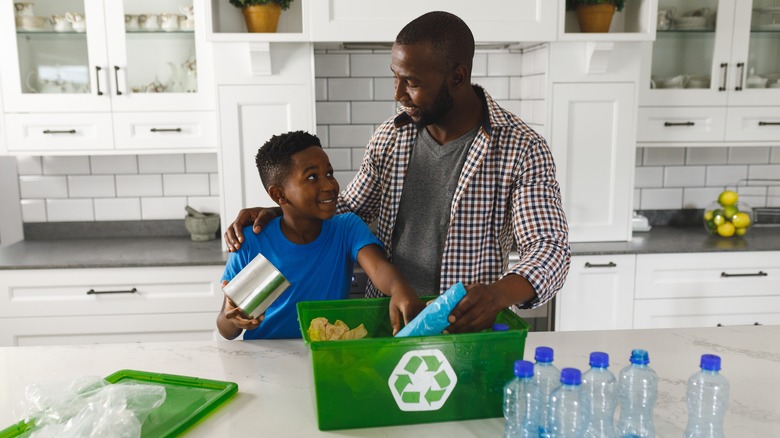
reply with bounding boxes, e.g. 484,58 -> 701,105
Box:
703,190 -> 753,237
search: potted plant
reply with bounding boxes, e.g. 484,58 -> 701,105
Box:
566,0 -> 627,33
229,0 -> 293,33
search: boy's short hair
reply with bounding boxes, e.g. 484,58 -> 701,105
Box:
255,131 -> 322,190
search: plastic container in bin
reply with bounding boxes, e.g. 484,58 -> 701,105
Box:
297,296 -> 530,430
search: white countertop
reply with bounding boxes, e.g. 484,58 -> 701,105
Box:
1,325 -> 778,437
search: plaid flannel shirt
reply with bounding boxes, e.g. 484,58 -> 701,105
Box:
337,85 -> 570,309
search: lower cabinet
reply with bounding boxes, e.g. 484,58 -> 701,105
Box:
555,254 -> 636,331
0,265 -> 224,346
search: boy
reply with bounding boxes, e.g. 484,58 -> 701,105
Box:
217,131 -> 424,340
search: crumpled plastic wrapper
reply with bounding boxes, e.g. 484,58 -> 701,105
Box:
308,317 -> 368,341
394,282 -> 467,337
16,375 -> 166,438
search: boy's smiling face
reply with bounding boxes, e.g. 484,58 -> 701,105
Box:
273,146 -> 339,221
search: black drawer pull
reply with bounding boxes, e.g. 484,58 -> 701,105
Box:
43,129 -> 76,134
150,128 -> 182,133
95,65 -> 103,96
758,121 -> 780,126
585,262 -> 617,268
86,287 -> 138,295
664,122 -> 695,127
721,271 -> 767,278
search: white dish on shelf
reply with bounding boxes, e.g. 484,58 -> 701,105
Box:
753,24 -> 780,31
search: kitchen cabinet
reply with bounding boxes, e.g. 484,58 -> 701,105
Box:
638,0 -> 780,146
0,0 -> 217,155
558,0 -> 658,41
555,254 -> 636,331
0,265 -> 224,346
633,251 -> 780,328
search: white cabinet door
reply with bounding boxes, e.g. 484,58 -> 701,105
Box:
218,85 -> 315,225
555,254 -> 636,331
551,83 -> 635,242
309,0 -> 557,42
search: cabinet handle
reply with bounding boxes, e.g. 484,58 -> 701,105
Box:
717,322 -> 761,327
720,271 -> 768,278
664,122 -> 695,127
95,66 -> 103,96
719,63 -> 728,91
150,128 -> 183,133
584,262 -> 617,268
735,62 -> 745,91
42,129 -> 76,134
114,66 -> 122,96
86,287 -> 138,295
758,121 -> 780,126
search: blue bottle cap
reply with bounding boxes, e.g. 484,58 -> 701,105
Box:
700,354 -> 721,371
492,323 -> 510,332
513,360 -> 534,378
629,349 -> 650,365
589,351 -> 609,368
560,368 -> 581,385
535,346 -> 554,363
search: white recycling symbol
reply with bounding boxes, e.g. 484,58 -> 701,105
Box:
388,349 -> 458,412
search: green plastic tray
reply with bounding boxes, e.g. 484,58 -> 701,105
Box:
297,296 -> 529,430
0,370 -> 238,438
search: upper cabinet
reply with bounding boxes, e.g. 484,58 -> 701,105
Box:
0,0 -> 216,154
559,0 -> 658,41
638,0 -> 780,146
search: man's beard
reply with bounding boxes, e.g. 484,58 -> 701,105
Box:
414,82 -> 454,128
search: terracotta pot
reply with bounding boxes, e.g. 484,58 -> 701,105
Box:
576,3 -> 616,33
242,3 -> 282,33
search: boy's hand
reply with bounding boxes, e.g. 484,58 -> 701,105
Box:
389,289 -> 425,336
224,207 -> 278,252
223,295 -> 264,330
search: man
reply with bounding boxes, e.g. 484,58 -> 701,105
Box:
224,11 -> 570,333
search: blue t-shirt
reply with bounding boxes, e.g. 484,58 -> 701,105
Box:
221,213 -> 380,339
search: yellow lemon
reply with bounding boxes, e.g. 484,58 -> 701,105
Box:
718,190 -> 738,207
723,205 -> 738,219
703,210 -> 714,221
732,212 -> 751,228
717,222 -> 735,237
735,227 -> 747,236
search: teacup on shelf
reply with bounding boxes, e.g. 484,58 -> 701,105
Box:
65,12 -> 86,32
660,75 -> 688,89
51,15 -> 72,32
686,75 -> 711,89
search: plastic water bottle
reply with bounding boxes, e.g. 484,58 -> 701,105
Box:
582,352 -> 618,438
617,349 -> 658,438
503,360 -> 541,438
684,354 -> 729,438
548,367 -> 589,438
535,346 -> 561,438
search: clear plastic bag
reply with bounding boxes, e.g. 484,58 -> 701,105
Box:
16,375 -> 166,438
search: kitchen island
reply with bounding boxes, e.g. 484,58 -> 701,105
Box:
1,325 -> 777,437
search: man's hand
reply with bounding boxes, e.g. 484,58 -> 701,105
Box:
224,207 -> 279,252
444,283 -> 503,334
389,289 -> 426,336
223,295 -> 264,331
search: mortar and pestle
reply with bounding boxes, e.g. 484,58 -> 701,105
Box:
184,206 -> 220,241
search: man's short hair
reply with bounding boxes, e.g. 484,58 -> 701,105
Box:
395,11 -> 475,74
255,130 -> 322,190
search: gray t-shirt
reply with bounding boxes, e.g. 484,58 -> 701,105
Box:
391,125 -> 479,295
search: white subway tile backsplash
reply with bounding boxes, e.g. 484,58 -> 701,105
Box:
643,147 -> 685,166
738,186 -> 768,208
350,54 -> 392,77
138,154 -> 185,174
316,102 -> 351,124
509,77 -> 522,99
633,189 -> 641,210
315,78 -> 328,101
20,199 -> 46,223
46,199 -> 94,222
42,156 -> 90,175
328,125 -> 374,147
748,164 -> 780,180
373,78 -> 395,101
497,100 -> 522,118
519,101 -> 533,124
640,188 -> 683,209
664,166 -> 705,187
474,77 -> 510,100
163,174 -> 210,196
334,171 -> 357,190
352,148 -> 366,169
533,47 -> 548,75
728,147 -> 770,164
328,78 -> 373,101
141,197 -> 187,220
19,176 -> 68,198
185,153 -> 218,173
316,125 -> 329,146
706,165 -> 748,186
686,147 -> 728,165
315,53 -> 350,77
94,198 -> 141,221
771,146 -> 780,164
209,174 -> 220,196
67,175 -> 116,198
634,167 -> 663,188
635,148 -> 644,166
768,186 -> 780,207
472,53 -> 487,77
186,196 -> 220,215
487,53 -> 522,76
90,155 -> 138,175
16,156 -> 42,175
351,101 -> 396,124
327,148 -> 352,171
532,101 -> 546,125
116,175 -> 163,197
682,187 -> 721,209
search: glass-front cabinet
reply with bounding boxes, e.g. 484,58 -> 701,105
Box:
0,0 -> 213,113
641,0 -> 780,107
